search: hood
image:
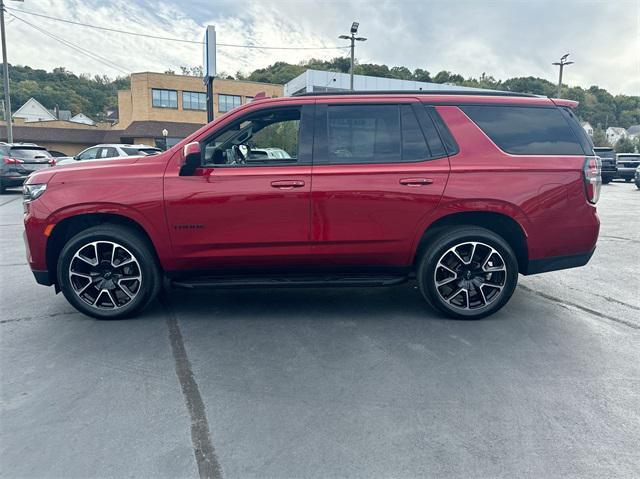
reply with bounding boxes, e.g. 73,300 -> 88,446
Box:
27,156 -> 144,185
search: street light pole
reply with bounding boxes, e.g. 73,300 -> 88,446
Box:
339,22 -> 366,91
552,53 -> 574,99
1,0 -> 13,142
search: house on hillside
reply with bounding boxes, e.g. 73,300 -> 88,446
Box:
12,98 -> 56,122
606,127 -> 628,145
627,125 -> 640,139
70,113 -> 96,126
581,122 -> 593,137
13,98 -> 95,125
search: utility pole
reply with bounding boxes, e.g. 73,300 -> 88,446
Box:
339,22 -> 366,91
1,0 -> 14,142
552,53 -> 574,99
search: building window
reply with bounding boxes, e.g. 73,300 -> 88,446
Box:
152,89 -> 177,108
218,94 -> 242,113
245,96 -> 254,103
183,91 -> 207,111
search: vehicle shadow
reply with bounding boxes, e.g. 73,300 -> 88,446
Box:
148,282 -> 511,324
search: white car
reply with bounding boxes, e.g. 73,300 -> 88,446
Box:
56,144 -> 162,165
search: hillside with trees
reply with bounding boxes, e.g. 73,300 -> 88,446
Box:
3,59 -> 639,135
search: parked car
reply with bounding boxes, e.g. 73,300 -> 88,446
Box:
23,90 -> 600,320
47,150 -> 69,158
1,143 -> 54,193
615,153 -> 640,182
593,147 -> 617,183
635,165 -> 640,189
55,144 -> 162,165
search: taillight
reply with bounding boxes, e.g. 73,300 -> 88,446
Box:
583,156 -> 601,204
3,156 -> 23,164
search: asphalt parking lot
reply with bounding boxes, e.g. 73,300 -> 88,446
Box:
1,183 -> 639,479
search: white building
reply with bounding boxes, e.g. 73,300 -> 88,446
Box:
606,127 -> 628,145
70,113 -> 96,126
12,98 -> 56,122
627,125 -> 640,139
581,122 -> 593,137
12,97 -> 95,125
284,69 -> 490,96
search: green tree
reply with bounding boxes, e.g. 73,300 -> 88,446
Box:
591,129 -> 610,147
614,137 -> 635,153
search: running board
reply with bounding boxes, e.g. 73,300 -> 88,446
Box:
170,274 -> 408,289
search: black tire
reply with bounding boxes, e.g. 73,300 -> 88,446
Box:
602,178 -> 611,184
417,226 -> 519,319
57,224 -> 161,320
0,179 -> 6,194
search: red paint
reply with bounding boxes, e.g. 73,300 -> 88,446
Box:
23,93 -> 599,279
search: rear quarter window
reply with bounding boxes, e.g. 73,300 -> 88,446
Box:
461,105 -> 585,155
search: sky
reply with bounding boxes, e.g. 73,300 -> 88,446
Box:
6,0 -> 640,95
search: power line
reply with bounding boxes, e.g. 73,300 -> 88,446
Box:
5,6 -> 350,51
9,13 -> 131,74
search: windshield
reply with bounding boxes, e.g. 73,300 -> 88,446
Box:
595,150 -> 615,159
10,148 -> 52,160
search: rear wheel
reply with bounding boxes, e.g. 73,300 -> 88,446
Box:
602,178 -> 611,184
418,226 -> 519,319
57,225 -> 161,319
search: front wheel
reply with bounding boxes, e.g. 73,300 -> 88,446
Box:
57,225 -> 161,319
418,226 -> 519,319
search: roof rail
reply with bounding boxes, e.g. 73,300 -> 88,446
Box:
292,89 -> 538,98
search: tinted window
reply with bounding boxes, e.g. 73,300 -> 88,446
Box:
461,105 -> 584,155
11,148 -> 52,159
152,89 -> 177,108
401,105 -> 429,161
218,94 -> 242,113
594,149 -> 615,160
183,91 -> 206,110
327,105 -> 400,164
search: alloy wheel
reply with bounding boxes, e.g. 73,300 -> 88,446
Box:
68,241 -> 142,310
433,241 -> 507,311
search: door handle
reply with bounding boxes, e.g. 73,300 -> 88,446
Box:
399,178 -> 434,186
271,180 -> 305,189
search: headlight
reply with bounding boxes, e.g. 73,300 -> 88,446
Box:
23,183 -> 47,202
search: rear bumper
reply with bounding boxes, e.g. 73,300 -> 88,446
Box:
32,269 -> 54,286
523,249 -> 595,275
0,174 -> 29,187
617,167 -> 637,180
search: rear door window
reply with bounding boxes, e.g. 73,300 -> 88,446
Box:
461,105 -> 585,155
327,104 -> 401,164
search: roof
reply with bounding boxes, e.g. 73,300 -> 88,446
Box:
12,98 -> 56,121
0,124 -> 106,145
293,89 -> 535,98
56,110 -> 72,121
627,125 -> 640,135
607,127 -> 627,134
102,121 -> 203,142
0,120 -> 204,145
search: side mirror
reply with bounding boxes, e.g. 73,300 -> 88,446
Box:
179,142 -> 202,176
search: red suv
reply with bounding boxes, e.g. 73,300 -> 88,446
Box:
23,91 -> 600,320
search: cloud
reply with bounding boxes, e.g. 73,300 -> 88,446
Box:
6,0 -> 639,95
